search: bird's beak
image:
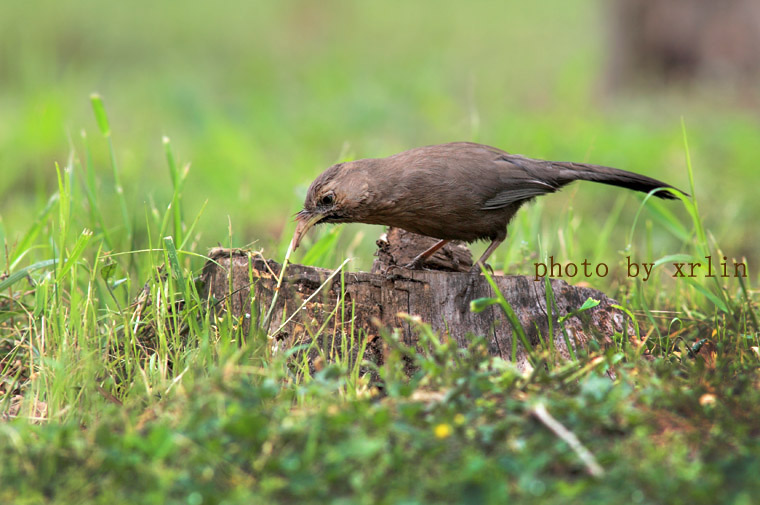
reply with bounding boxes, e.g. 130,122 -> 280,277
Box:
290,211 -> 324,251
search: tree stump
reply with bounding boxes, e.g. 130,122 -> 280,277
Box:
200,229 -> 634,372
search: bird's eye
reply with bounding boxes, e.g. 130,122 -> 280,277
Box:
320,193 -> 335,206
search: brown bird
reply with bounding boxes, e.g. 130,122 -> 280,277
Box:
292,142 -> 684,273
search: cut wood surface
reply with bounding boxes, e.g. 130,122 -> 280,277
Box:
201,230 -> 633,371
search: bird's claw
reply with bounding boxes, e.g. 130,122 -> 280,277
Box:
403,259 -> 425,270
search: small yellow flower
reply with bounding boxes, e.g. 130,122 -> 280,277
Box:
453,414 -> 466,425
434,423 -> 453,439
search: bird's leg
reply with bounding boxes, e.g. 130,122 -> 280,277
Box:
404,239 -> 450,269
469,238 -> 504,274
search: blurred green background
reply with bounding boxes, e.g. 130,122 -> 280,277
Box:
1,0 -> 758,275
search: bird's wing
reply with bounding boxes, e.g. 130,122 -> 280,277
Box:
480,179 -> 558,210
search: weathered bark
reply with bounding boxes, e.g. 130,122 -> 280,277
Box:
372,227 -> 474,273
200,230 -> 633,373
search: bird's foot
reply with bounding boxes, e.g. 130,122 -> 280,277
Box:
402,257 -> 426,270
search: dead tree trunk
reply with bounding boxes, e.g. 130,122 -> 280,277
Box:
200,230 -> 634,372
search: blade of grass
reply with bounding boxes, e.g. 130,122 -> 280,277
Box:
610,304 -> 641,344
682,277 -> 729,313
78,129 -> 113,249
179,199 -> 208,251
641,197 -> 691,243
56,161 -> 70,257
681,118 -> 705,253
90,93 -> 132,244
300,226 -> 343,267
625,188 -> 684,252
478,266 -> 534,364
163,136 -> 187,245
544,276 -> 556,356
163,236 -> 187,302
268,257 -> 351,338
55,229 -> 94,283
0,259 -> 57,291
9,194 -> 58,268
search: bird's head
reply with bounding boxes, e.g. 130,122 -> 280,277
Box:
291,161 -> 371,251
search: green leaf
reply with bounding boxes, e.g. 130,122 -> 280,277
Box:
558,297 -> 601,324
100,259 -> 117,282
578,297 -> 601,312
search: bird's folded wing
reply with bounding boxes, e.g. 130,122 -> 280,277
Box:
480,180 -> 558,210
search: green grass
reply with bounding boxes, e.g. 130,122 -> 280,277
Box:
2,1 -> 760,503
